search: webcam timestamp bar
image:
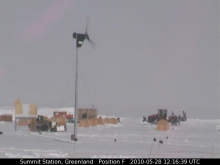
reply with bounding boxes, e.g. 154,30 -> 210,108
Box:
16,158 -> 212,165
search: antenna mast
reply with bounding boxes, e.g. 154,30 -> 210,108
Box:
72,19 -> 95,141
74,35 -> 78,141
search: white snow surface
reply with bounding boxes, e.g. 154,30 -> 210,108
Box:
0,107 -> 220,158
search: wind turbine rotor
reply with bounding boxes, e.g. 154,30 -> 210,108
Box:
73,18 -> 96,49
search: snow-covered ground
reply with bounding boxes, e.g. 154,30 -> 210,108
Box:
0,107 -> 220,158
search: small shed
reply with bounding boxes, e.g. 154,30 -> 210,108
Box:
77,108 -> 97,121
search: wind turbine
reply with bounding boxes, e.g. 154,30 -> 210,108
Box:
72,20 -> 95,141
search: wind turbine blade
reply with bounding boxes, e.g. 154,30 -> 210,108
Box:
88,41 -> 96,49
88,38 -> 96,46
85,17 -> 90,33
88,38 -> 96,49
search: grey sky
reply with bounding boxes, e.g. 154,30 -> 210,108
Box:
0,0 -> 219,119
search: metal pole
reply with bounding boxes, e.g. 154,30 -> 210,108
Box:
212,142 -> 213,158
149,141 -> 154,158
74,39 -> 78,141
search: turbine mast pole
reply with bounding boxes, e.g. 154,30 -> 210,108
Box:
74,34 -> 78,141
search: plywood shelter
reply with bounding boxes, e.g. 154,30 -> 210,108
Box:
77,108 -> 97,121
0,114 -> 12,122
17,119 -> 33,126
156,119 -> 170,131
14,99 -> 37,116
14,99 -> 37,131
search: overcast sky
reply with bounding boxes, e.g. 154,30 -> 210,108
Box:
0,0 -> 219,119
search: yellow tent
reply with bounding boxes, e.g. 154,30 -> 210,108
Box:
88,118 -> 98,126
156,119 -> 170,131
103,118 -> 110,124
110,118 -> 118,124
78,119 -> 90,128
49,116 -> 66,126
97,117 -> 104,125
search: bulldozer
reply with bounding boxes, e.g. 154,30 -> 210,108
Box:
36,115 -> 52,132
29,115 -> 52,132
143,109 -> 167,124
144,109 -> 186,130
146,109 -> 170,131
29,115 -> 67,132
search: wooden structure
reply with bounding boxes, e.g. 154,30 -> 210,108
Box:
14,99 -> 37,131
0,114 -> 12,122
77,108 -> 97,121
